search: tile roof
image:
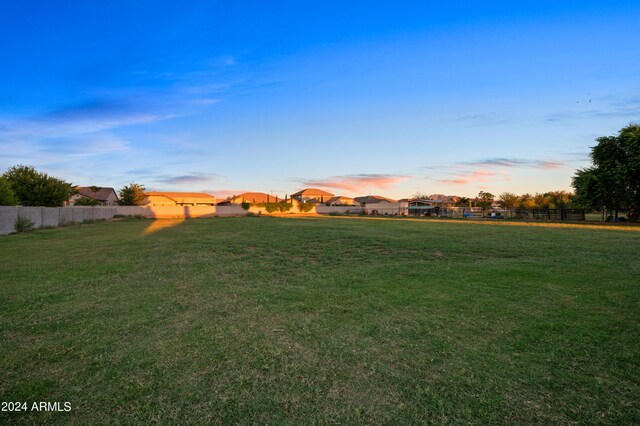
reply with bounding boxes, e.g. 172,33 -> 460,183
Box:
290,188 -> 334,197
75,186 -> 118,201
146,192 -> 216,202
354,195 -> 397,204
219,192 -> 284,204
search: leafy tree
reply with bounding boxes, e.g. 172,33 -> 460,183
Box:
497,192 -> 519,210
118,183 -> 147,206
477,191 -> 494,213
412,192 -> 429,200
572,168 -> 606,211
455,196 -> 470,207
572,124 -> 640,220
533,193 -> 551,209
2,165 -> 72,207
545,190 -> 573,208
0,177 -> 17,205
518,193 -> 536,209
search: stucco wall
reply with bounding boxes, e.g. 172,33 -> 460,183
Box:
19,207 -> 44,228
1,203 -> 383,235
315,205 -> 363,214
0,206 -> 18,235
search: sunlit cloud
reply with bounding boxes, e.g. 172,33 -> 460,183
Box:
303,174 -> 409,193
437,170 -> 510,185
462,158 -> 565,169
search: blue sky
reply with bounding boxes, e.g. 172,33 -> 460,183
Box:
1,1 -> 639,199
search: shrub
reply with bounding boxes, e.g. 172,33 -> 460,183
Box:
15,215 -> 34,233
241,202 -> 251,210
279,203 -> 293,212
298,202 -> 314,213
256,202 -> 294,213
113,214 -> 146,220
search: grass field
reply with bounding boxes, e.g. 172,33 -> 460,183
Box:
1,217 -> 639,424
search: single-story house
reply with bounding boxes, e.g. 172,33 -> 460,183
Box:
354,195 -> 408,215
217,192 -> 282,205
145,192 -> 216,206
68,186 -> 119,206
322,196 -> 356,206
354,195 -> 397,206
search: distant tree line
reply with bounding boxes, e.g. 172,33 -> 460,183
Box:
495,190 -> 573,210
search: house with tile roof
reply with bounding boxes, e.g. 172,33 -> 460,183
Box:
291,188 -> 334,203
321,196 -> 356,206
354,195 -> 408,215
217,192 -> 282,205
145,192 -> 216,206
354,195 -> 397,205
68,186 -> 119,206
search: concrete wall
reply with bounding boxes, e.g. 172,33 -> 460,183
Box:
19,207 -> 44,228
216,205 -> 246,216
0,206 -> 18,235
42,207 -> 60,227
316,205 -> 364,214
0,203 -> 389,235
362,202 -> 408,216
0,205 -> 252,235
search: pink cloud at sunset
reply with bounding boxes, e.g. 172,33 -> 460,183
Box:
303,174 -> 409,193
437,170 -> 511,186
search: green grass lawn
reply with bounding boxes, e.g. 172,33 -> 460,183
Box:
1,217 -> 639,424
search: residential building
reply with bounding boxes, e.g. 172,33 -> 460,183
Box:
217,192 -> 282,205
354,195 -> 408,215
322,196 -> 356,206
291,188 -> 334,203
145,192 -> 216,206
68,186 -> 119,206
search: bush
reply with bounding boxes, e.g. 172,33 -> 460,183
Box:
113,214 -> 146,220
256,202 -> 293,213
82,218 -> 106,224
298,202 -> 314,213
15,215 -> 34,233
241,202 -> 251,210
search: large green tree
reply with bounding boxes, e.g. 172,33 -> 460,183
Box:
497,192 -> 519,210
0,177 -> 17,205
118,183 -> 147,206
2,165 -> 72,207
572,124 -> 640,220
477,191 -> 494,213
